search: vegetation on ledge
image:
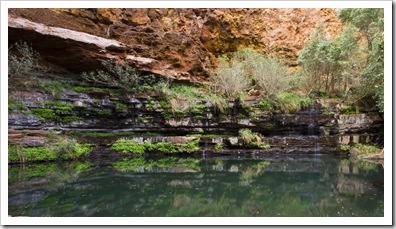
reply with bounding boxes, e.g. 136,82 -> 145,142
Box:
111,139 -> 200,154
8,133 -> 93,163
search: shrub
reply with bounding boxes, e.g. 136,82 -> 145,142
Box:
211,48 -> 291,100
8,41 -> 47,90
211,57 -> 250,100
238,128 -> 270,149
81,60 -> 163,93
250,56 -> 291,99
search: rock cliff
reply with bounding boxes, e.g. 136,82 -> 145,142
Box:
8,8 -> 343,82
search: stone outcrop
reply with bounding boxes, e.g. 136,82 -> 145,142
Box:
8,89 -> 383,154
8,8 -> 343,81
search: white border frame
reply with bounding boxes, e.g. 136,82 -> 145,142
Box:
1,1 -> 392,226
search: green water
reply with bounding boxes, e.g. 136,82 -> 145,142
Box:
8,154 -> 383,217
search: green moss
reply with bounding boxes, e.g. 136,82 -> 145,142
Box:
74,144 -> 94,158
137,115 -> 154,122
71,131 -> 136,137
42,101 -> 74,112
8,98 -> 31,114
73,86 -> 122,96
111,140 -> 146,154
115,103 -> 128,111
8,145 -> 57,163
31,108 -> 58,121
215,143 -> 223,150
341,145 -> 351,151
98,109 -> 112,116
31,108 -> 82,123
323,110 -> 336,115
257,99 -> 275,111
353,144 -> 381,158
339,105 -> 361,114
111,139 -> 200,154
9,138 -> 93,163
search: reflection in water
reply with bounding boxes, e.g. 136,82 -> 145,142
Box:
8,154 -> 383,217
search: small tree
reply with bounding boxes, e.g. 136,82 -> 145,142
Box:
298,23 -> 361,95
8,41 -> 47,89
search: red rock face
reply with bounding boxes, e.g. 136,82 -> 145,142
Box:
8,8 -> 343,82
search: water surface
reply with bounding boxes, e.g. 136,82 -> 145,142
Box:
8,154 -> 384,217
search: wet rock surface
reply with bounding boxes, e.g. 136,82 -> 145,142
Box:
8,90 -> 383,155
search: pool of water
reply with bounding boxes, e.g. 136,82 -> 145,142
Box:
8,154 -> 384,217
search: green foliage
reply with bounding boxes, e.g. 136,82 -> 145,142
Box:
37,80 -> 68,98
214,143 -> 224,151
339,105 -> 359,114
98,109 -> 112,116
9,134 -> 94,163
8,98 -> 31,114
111,139 -> 146,154
341,145 -> 351,151
41,101 -> 74,112
115,102 -> 128,112
257,99 -> 275,111
111,139 -> 200,154
353,143 -> 381,158
72,86 -> 122,96
81,60 -> 163,93
31,108 -> 60,121
74,144 -> 94,158
338,8 -> 384,53
8,145 -> 57,163
297,23 -> 361,96
137,115 -> 154,122
276,92 -> 312,113
238,129 -> 270,149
